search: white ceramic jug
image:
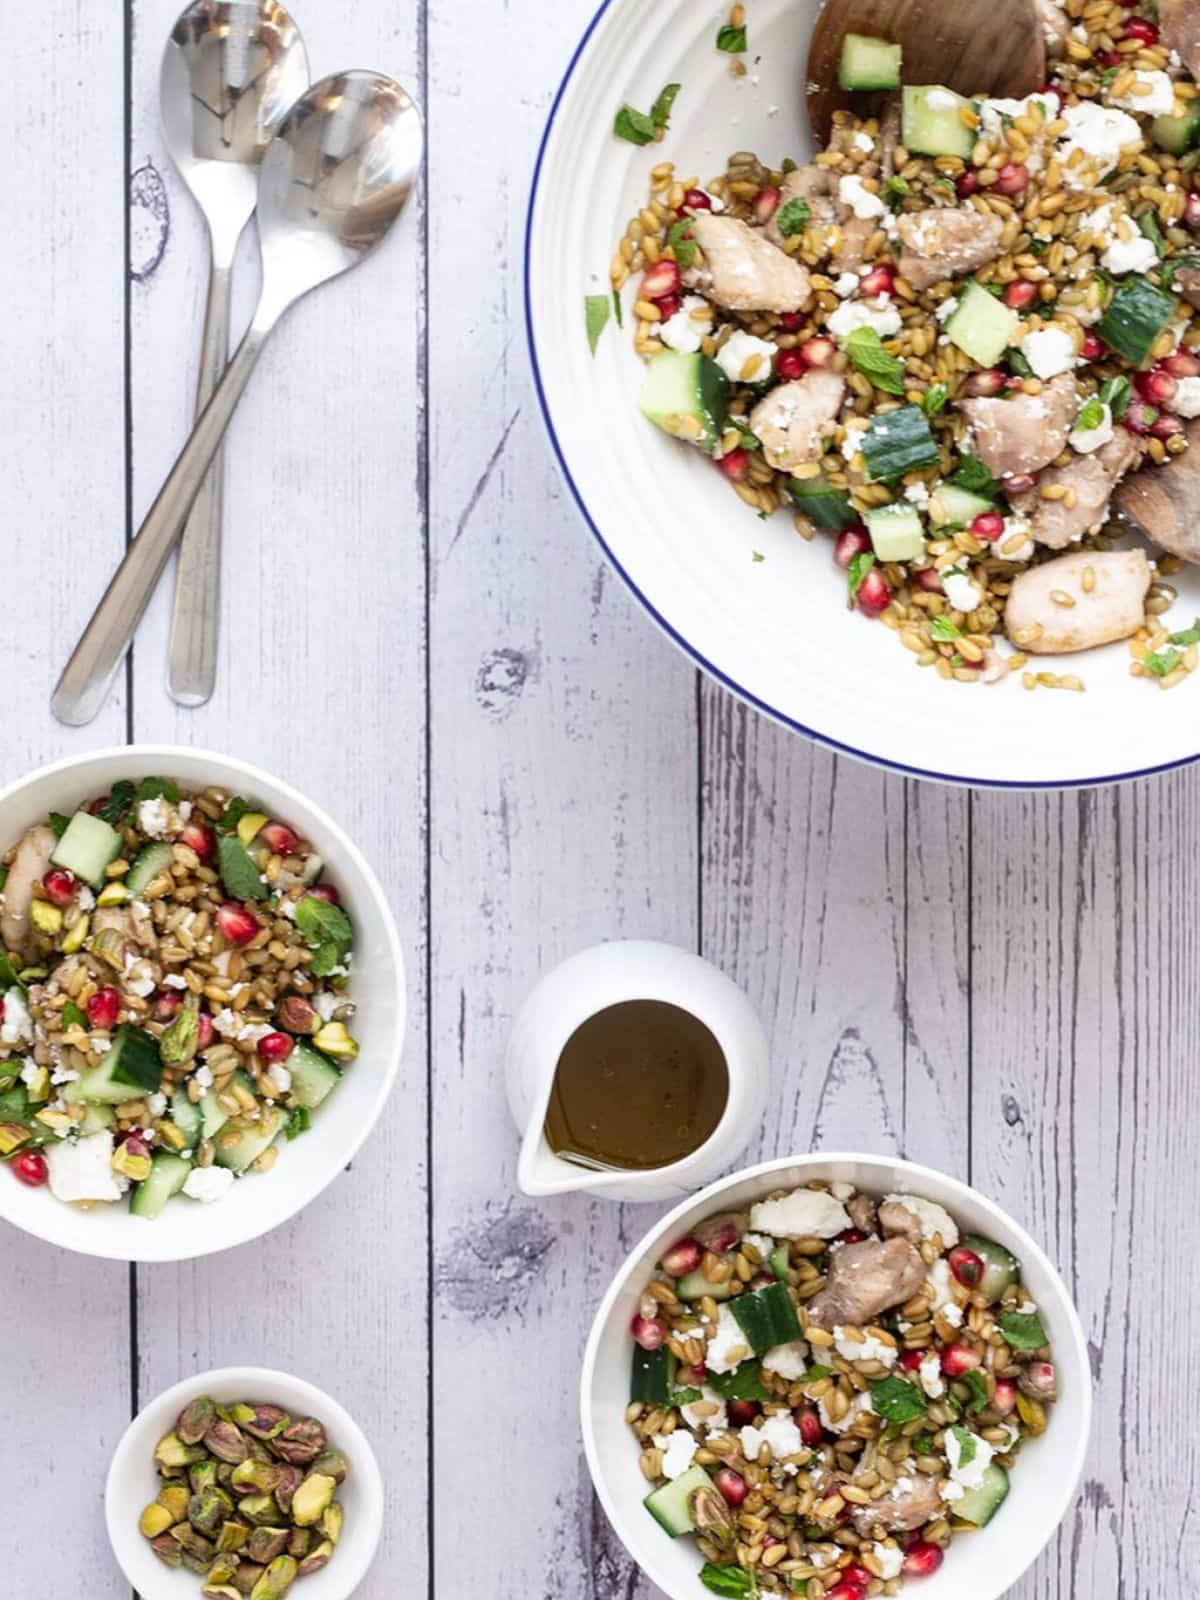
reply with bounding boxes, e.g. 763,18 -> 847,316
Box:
506,940 -> 770,1203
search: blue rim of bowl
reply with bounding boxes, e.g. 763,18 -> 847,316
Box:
523,0 -> 1200,791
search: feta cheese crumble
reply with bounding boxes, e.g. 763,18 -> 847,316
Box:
1,987 -> 34,1048
834,1326 -> 899,1367
919,1351 -> 946,1399
1110,71 -> 1175,117
46,1132 -> 127,1203
716,329 -> 778,383
1057,102 -> 1142,185
750,1188 -> 850,1240
1069,401 -> 1114,454
1020,325 -> 1077,380
136,797 -> 172,838
1102,231 -> 1159,277
182,1165 -> 235,1204
705,1304 -> 753,1374
837,174 -> 885,219
883,1194 -> 960,1246
681,1389 -> 728,1435
739,1411 -> 804,1462
873,1543 -> 905,1581
1173,376 -> 1200,418
827,297 -> 902,342
942,1427 -> 996,1501
943,569 -> 983,614
659,295 -> 710,355
653,1430 -> 699,1480
762,1339 -> 811,1380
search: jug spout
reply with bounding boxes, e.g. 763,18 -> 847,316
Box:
517,1127 -> 631,1198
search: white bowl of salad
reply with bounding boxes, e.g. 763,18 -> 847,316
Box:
581,1153 -> 1090,1600
0,746 -> 406,1262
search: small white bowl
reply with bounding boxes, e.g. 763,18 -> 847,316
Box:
105,1365 -> 383,1599
0,745 -> 406,1262
582,1153 -> 1091,1600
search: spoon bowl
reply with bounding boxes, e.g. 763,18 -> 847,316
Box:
806,0 -> 1047,142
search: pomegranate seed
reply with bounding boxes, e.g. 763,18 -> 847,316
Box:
1124,402 -> 1160,436
727,1399 -> 760,1426
753,185 -> 781,225
836,1227 -> 867,1245
216,901 -> 260,947
775,348 -> 808,381
1185,191 -> 1200,231
1080,333 -> 1104,361
660,1236 -> 703,1276
1165,351 -> 1200,377
1003,280 -> 1038,311
694,1214 -> 742,1253
941,1343 -> 982,1377
257,1031 -> 295,1065
714,1467 -> 748,1507
776,311 -> 803,331
0,998 -> 6,1023
834,527 -> 872,568
631,1314 -> 665,1351
1123,16 -> 1158,42
180,821 -> 215,862
41,868 -> 77,907
1152,413 -> 1185,440
640,259 -> 681,301
12,1150 -> 48,1187
1136,366 -> 1177,407
969,513 -> 1005,543
859,263 -> 896,299
86,988 -> 121,1031
903,1543 -> 945,1579
308,883 -> 341,905
685,1364 -> 708,1383
151,990 -> 183,1022
1097,48 -> 1125,67
827,1585 -> 866,1600
717,448 -> 750,482
1038,83 -> 1063,105
994,163 -> 1029,197
991,1379 -> 1018,1415
964,367 -> 1007,397
1003,471 -> 1037,494
899,1349 -> 927,1371
796,1406 -> 824,1447
856,567 -> 891,615
840,1566 -> 873,1590
259,821 -> 302,857
799,336 -> 836,367
196,1013 -> 215,1051
914,567 -> 943,593
679,187 -> 713,214
949,1245 -> 986,1286
655,293 -> 682,322
956,170 -> 980,198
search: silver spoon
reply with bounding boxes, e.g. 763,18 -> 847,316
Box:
161,0 -> 309,709
53,70 -> 423,727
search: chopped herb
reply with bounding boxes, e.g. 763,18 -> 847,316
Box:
136,776 -> 179,804
1142,646 -> 1182,678
775,197 -> 811,238
868,1375 -> 928,1426
950,454 -> 998,496
1138,211 -> 1167,258
998,1310 -> 1049,1350
802,1363 -> 833,1382
61,1001 -> 87,1031
48,812 -> 71,841
1100,65 -> 1120,85
752,550 -> 765,563
585,294 -> 611,355
670,1385 -> 704,1407
716,22 -> 748,51
930,615 -> 961,642
96,780 -> 135,827
0,952 -> 22,989
948,1423 -> 978,1468
1007,348 -> 1034,378
1075,397 -> 1107,434
1029,238 -> 1048,257
614,104 -> 657,145
651,82 -> 681,128
700,1565 -> 756,1597
294,895 -> 354,977
1169,617 -> 1200,645
983,283 -> 1004,298
1099,375 -> 1133,420
883,175 -> 910,205
738,427 -> 761,451
285,1106 -> 312,1141
707,1360 -> 770,1401
911,1431 -> 936,1456
845,327 -> 906,396
922,382 -> 950,418
959,1368 -> 991,1414
847,550 -> 876,603
0,1084 -> 29,1123
219,796 -> 254,833
781,157 -> 798,174
612,287 -> 624,328
667,218 -> 698,270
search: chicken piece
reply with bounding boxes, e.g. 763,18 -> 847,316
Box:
1037,0 -> 1070,55
846,1192 -> 879,1236
805,1237 -> 926,1330
1168,261 -> 1200,311
1114,417 -> 1200,561
850,1473 -> 942,1536
958,374 -> 1076,479
685,215 -> 813,313
749,372 -> 846,472
831,216 -> 876,276
765,165 -> 836,248
1011,432 -> 1140,548
0,824 -> 56,962
1161,0 -> 1200,81
1004,548 -> 1151,654
896,207 -> 1006,291
878,95 -> 902,183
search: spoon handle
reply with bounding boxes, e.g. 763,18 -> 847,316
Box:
166,256 -> 233,709
51,307 -> 278,726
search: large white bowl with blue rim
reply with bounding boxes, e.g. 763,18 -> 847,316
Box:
525,0 -> 1200,787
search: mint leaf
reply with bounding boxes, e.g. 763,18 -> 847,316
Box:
97,781 -> 135,827
868,1375 -> 927,1425
219,796 -> 254,833
614,104 -> 656,145
61,1001 -> 87,1031
285,1106 -> 311,1141
948,1423 -> 978,1468
651,82 -> 681,129
950,454 -> 998,496
217,836 -> 268,903
700,1565 -> 755,1597
959,1368 -> 990,1414
1169,617 -> 1200,645
294,897 -> 353,951
847,550 -> 876,602
707,1361 -> 770,1401
1138,211 -> 1166,257
998,1310 -> 1049,1350
923,382 -> 950,417
136,776 -> 179,804
585,295 -> 610,355
48,812 -> 71,841
846,327 -> 906,396
0,953 -> 23,990
1007,348 -> 1034,377
802,1363 -> 833,1382
668,218 -> 698,270
716,22 -> 748,51
775,197 -> 811,238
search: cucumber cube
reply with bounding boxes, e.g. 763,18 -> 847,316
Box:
902,85 -> 977,160
838,33 -> 902,91
865,503 -> 926,562
50,811 -> 122,888
639,351 -> 729,452
944,282 -> 1021,369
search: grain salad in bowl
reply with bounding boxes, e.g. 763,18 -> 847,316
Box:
0,746 -> 405,1261
611,2 -> 1200,694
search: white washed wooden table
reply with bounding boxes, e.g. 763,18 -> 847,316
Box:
3,0 -> 1194,1594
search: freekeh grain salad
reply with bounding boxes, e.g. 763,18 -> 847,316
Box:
0,776 -> 359,1216
626,1182 -> 1057,1597
607,0 -> 1200,692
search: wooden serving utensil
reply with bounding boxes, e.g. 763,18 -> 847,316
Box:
806,0 -> 1048,143
1113,423 -> 1200,564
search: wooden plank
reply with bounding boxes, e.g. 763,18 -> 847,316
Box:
0,3 -> 131,1594
425,5 -> 699,1595
127,2 -> 429,1593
